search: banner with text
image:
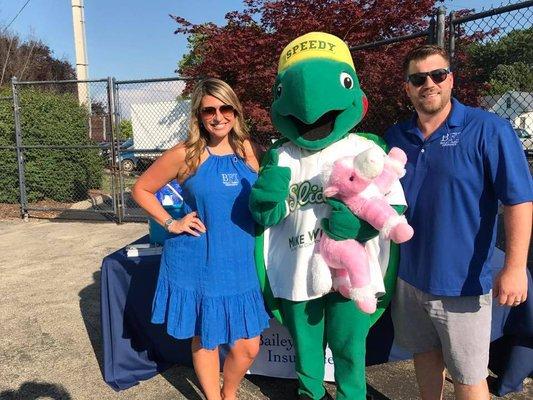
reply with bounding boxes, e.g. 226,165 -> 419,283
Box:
247,319 -> 335,381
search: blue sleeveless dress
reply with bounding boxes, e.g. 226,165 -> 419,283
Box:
151,149 -> 270,349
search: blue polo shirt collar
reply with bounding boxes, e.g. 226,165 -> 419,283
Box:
406,97 -> 466,142
447,97 -> 466,128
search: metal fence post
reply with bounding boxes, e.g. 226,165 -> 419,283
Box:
448,11 -> 456,64
11,77 -> 28,221
428,15 -> 436,44
112,77 -> 126,224
106,76 -> 121,223
437,6 -> 446,47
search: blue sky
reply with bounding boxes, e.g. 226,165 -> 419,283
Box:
0,0 -> 508,80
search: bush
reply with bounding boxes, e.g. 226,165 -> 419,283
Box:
0,87 -> 103,203
0,88 -> 20,203
119,119 -> 133,139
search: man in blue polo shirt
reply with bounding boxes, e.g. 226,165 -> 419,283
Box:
385,44 -> 532,400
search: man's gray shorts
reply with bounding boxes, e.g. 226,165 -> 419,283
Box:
391,278 -> 492,385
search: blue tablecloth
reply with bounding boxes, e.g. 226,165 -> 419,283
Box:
101,236 -> 532,395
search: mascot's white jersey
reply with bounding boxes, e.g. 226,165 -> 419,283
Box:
264,133 -> 407,301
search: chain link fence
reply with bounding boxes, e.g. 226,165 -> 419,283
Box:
113,78 -> 195,220
0,77 -> 196,222
0,78 -> 116,220
347,9 -> 445,136
0,1 -> 531,221
0,89 -> 18,216
449,0 -> 533,164
348,0 -> 532,169
350,35 -> 430,136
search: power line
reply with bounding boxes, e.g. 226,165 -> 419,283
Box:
1,0 -> 32,35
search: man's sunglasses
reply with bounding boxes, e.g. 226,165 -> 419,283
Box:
200,104 -> 236,119
406,68 -> 451,87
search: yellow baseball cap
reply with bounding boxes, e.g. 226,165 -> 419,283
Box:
278,32 -> 355,73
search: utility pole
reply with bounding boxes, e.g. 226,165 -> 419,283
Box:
71,0 -> 92,129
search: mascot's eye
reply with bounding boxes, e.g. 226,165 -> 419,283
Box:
349,175 -> 355,181
340,72 -> 353,89
276,83 -> 282,98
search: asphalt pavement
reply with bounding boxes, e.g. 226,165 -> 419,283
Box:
0,219 -> 530,399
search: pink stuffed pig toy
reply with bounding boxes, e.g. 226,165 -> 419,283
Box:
311,146 -> 413,313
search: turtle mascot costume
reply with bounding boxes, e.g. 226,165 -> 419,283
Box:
250,32 -> 407,400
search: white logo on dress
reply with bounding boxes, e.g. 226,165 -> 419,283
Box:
440,132 -> 461,147
222,173 -> 239,187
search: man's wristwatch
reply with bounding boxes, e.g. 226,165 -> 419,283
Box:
163,217 -> 175,232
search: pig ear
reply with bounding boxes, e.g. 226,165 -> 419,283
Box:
323,186 -> 338,198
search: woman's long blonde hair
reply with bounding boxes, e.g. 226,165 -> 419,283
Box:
179,78 -> 250,181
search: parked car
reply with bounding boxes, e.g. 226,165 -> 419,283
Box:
118,147 -> 139,172
109,138 -> 139,172
120,137 -> 134,149
515,128 -> 533,157
99,138 -> 133,163
100,138 -> 155,173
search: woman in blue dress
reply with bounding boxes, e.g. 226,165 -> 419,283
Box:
132,78 -> 270,400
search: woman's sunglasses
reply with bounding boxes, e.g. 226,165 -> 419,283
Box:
200,104 -> 236,119
406,68 -> 451,87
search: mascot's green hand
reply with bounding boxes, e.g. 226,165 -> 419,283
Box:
321,197 -> 378,242
249,148 -> 291,226
322,199 -> 408,241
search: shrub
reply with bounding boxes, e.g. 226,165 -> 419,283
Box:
0,87 -> 103,203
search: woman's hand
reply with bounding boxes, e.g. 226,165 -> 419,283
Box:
168,211 -> 206,237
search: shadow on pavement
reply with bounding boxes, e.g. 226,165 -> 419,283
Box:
367,384 -> 392,400
0,381 -> 72,400
78,270 -> 105,376
161,365 -> 204,400
244,374 -> 299,399
242,376 -> 391,400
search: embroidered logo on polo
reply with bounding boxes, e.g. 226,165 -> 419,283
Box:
440,131 -> 461,147
221,173 -> 239,187
288,181 -> 325,212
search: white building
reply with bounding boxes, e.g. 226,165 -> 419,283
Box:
481,91 -> 533,134
130,100 -> 191,157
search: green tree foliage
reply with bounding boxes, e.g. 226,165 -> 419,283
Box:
0,88 -> 103,203
172,0 -> 436,140
177,31 -> 210,74
467,28 -> 533,95
0,33 -> 75,87
485,62 -> 533,95
119,119 -> 133,139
